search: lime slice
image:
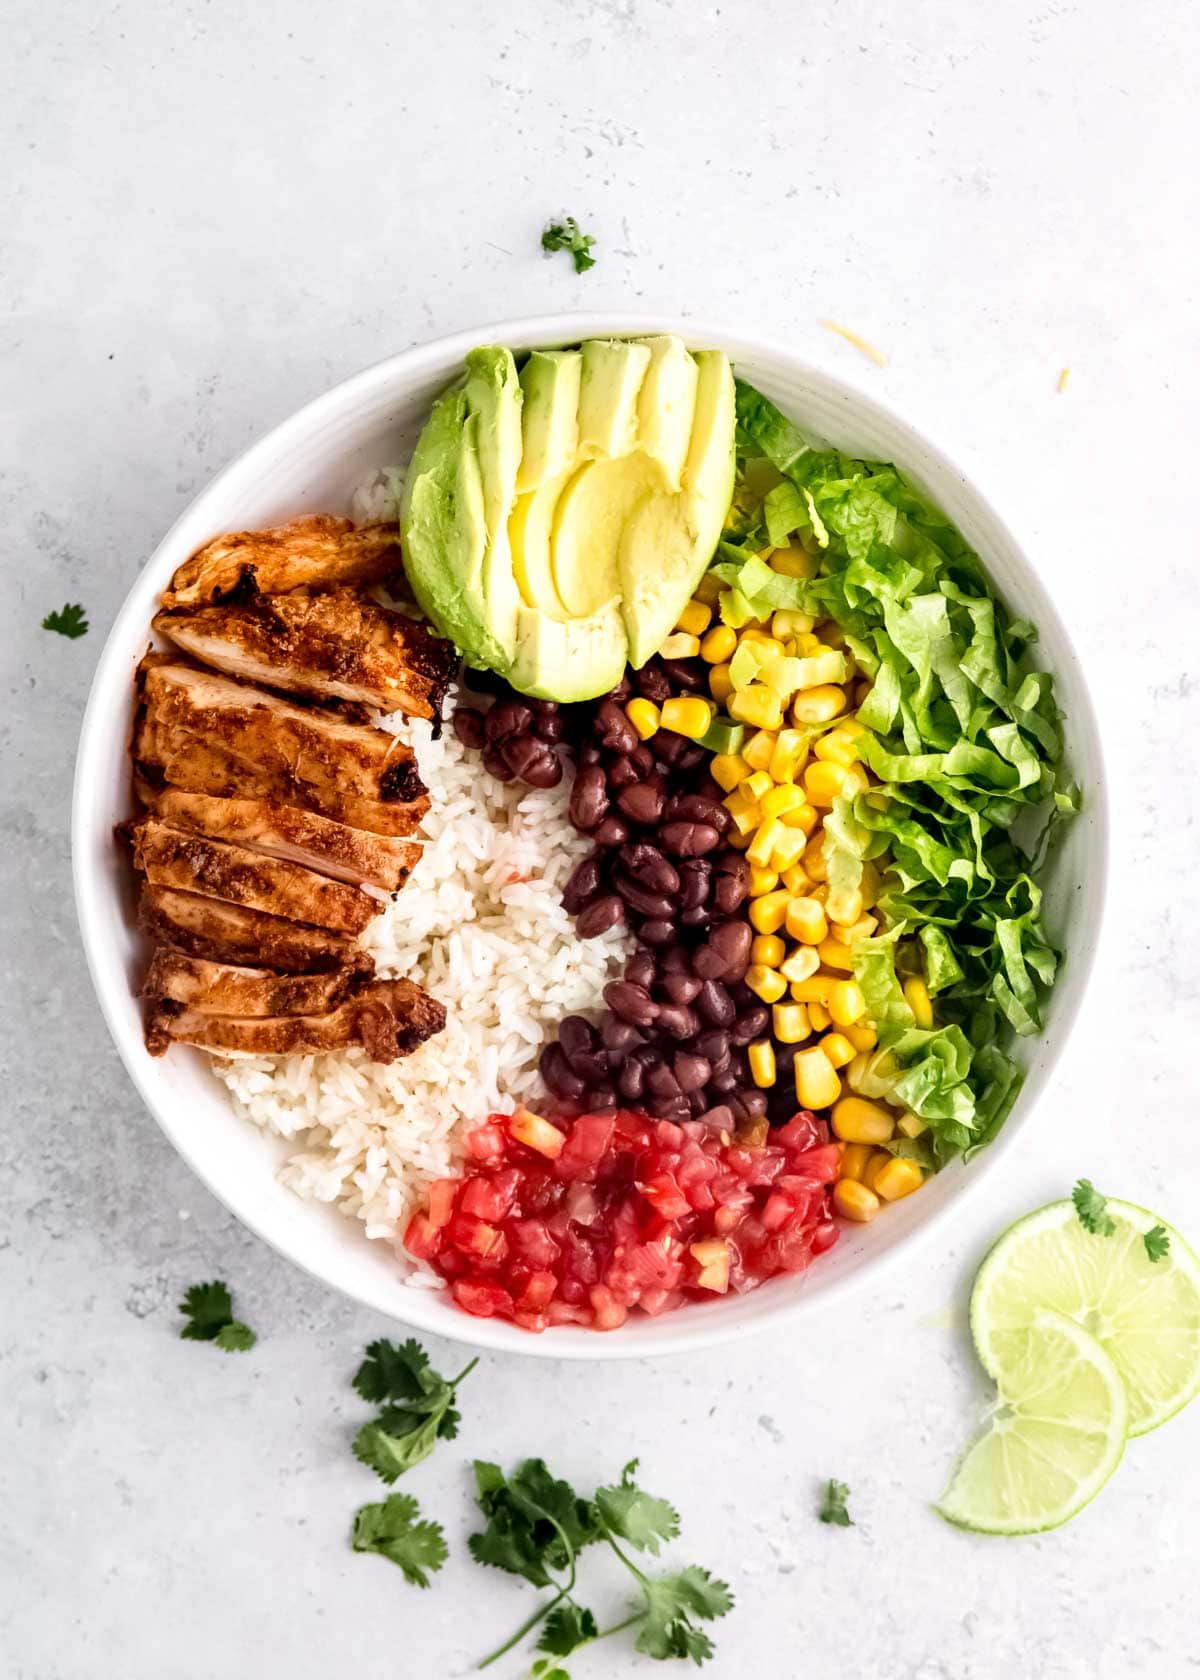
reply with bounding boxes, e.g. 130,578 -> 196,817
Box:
971,1199 -> 1200,1436
937,1306 -> 1128,1534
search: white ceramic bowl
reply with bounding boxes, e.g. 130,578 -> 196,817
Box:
73,313 -> 1108,1360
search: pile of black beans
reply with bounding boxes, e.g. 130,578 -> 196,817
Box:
453,656 -> 797,1132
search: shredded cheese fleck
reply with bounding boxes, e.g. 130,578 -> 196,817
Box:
819,319 -> 889,368
1057,366 -> 1071,393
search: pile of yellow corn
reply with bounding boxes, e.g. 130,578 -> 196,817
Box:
628,545 -> 932,1225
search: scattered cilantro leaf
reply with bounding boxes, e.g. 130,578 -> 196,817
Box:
818,1479 -> 853,1526
42,602 -> 88,638
354,1337 -> 438,1405
351,1339 -> 475,1481
1072,1179 -> 1116,1237
528,1662 -> 572,1680
353,1409 -> 445,1484
542,217 -> 597,273
595,1460 -> 681,1556
635,1566 -> 734,1664
1144,1225 -> 1171,1263
351,1490 -> 448,1588
470,1457 -> 600,1587
537,1603 -> 598,1657
179,1280 -> 256,1351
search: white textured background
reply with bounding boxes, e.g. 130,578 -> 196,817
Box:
4,3 -> 1199,1676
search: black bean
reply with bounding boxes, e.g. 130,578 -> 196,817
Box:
606,674 -> 634,704
666,794 -> 731,834
630,744 -> 655,777
592,815 -> 630,848
604,981 -> 660,1027
572,1050 -> 610,1084
540,1043 -> 585,1100
618,1058 -> 647,1100
712,855 -> 751,916
679,905 -> 711,930
616,781 -> 666,826
569,766 -> 608,832
659,821 -> 721,858
576,895 -> 626,939
731,1005 -> 771,1047
624,950 -> 657,990
559,1016 -> 597,1063
734,1089 -> 769,1121
481,743 -> 515,782
694,1027 -> 731,1066
676,745 -> 707,772
677,860 -> 712,909
580,743 -> 603,767
532,711 -> 565,743
661,972 -> 702,1006
585,1084 -> 619,1112
660,658 -> 706,692
619,842 -> 680,898
522,745 -> 564,788
451,707 -> 487,749
653,1092 -> 692,1123
673,1052 -> 711,1093
708,1066 -> 739,1096
657,1002 -> 700,1040
694,919 -> 753,980
729,980 -> 756,1010
694,1104 -> 735,1132
602,1016 -> 644,1054
660,945 -> 691,975
647,1061 -> 681,1099
613,872 -> 674,919
635,662 -> 672,703
607,755 -> 639,791
651,730 -> 688,766
561,853 -> 604,914
597,699 -> 639,756
695,979 -> 736,1028
639,919 -> 677,947
486,700 -> 534,743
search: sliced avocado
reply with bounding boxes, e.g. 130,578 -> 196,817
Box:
635,335 -> 699,490
509,475 -> 570,615
578,339 -> 651,459
464,346 -> 524,662
508,602 -> 627,702
516,350 -> 581,492
551,451 -> 665,619
618,348 -> 736,667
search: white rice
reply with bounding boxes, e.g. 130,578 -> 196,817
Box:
212,698 -> 628,1262
349,466 -> 406,526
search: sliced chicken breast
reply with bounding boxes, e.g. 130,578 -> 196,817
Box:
140,788 -> 420,891
160,516 -> 403,609
153,588 -> 456,720
147,979 -> 447,1063
127,818 -> 378,935
143,948 -> 360,1018
140,886 -> 370,973
140,662 -> 425,806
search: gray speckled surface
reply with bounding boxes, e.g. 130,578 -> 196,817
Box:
4,3 -> 1199,1675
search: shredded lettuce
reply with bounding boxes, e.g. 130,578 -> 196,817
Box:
713,379 -> 1076,1165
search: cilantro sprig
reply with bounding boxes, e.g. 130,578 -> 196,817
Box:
541,217 -> 597,273
352,1491 -> 448,1587
472,1456 -> 733,1669
818,1478 -> 853,1526
352,1337 -> 478,1483
1072,1179 -> 1116,1237
178,1280 -> 256,1351
42,602 -> 89,638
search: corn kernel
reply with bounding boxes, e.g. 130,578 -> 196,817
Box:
826,887 -> 864,928
794,1046 -> 842,1109
660,696 -> 715,740
896,1110 -> 927,1138
780,800 -> 819,834
771,609 -> 816,639
625,698 -> 660,741
761,783 -> 804,819
770,545 -> 819,579
699,622 -> 737,663
770,830 -> 808,873
745,963 -> 787,1004
821,1031 -> 856,1069
710,752 -> 750,793
831,1096 -> 896,1145
676,599 -> 712,637
780,946 -> 820,985
772,1002 -> 811,1044
727,827 -> 751,849
786,897 -> 828,945
792,684 -> 847,725
743,770 -> 772,803
903,976 -> 934,1029
738,626 -> 776,648
788,973 -> 836,1005
814,728 -> 860,768
748,1039 -> 777,1088
766,730 -> 808,784
817,937 -> 856,972
742,730 -> 778,772
748,865 -> 779,897
747,818 -> 786,867
749,890 -> 791,935
839,717 -> 866,739
659,632 -> 701,660
828,980 -> 867,1028
795,631 -> 827,657
728,803 -> 759,838
833,1179 -> 880,1222
780,862 -> 811,895
874,1157 -> 924,1201
803,834 -> 828,881
863,1151 -> 892,1192
750,933 -> 786,969
729,684 -> 784,731
709,662 -> 734,704
839,1142 -> 874,1183
808,1001 -> 831,1030
844,1021 -> 878,1053
804,760 -> 853,806
831,914 -> 878,946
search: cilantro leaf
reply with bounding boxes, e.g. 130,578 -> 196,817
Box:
635,1566 -> 734,1664
354,1337 -> 441,1405
595,1460 -> 680,1556
818,1479 -> 853,1526
528,1662 -> 572,1680
351,1491 -> 448,1588
537,1603 -> 598,1657
351,1339 -> 474,1481
1144,1224 -> 1171,1263
469,1458 -> 600,1587
42,602 -> 88,638
179,1280 -> 256,1351
1072,1179 -> 1116,1237
541,217 -> 597,273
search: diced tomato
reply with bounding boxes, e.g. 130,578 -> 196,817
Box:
589,1285 -> 628,1331
460,1167 -> 520,1222
773,1112 -> 825,1152
465,1120 -> 507,1163
452,1279 -> 514,1318
638,1173 -> 691,1220
402,1211 -> 441,1262
787,1144 -> 842,1183
557,1112 -> 616,1178
448,1212 -> 508,1264
425,1178 -> 460,1231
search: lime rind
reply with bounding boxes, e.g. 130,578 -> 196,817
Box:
970,1198 -> 1200,1437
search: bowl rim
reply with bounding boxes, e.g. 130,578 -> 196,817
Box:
72,310 -> 1110,1360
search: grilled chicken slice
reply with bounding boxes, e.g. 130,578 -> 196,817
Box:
153,588 -> 456,720
140,886 -> 370,973
143,948 -> 360,1019
160,516 -> 403,609
127,818 -> 378,935
139,788 -> 420,892
147,978 -> 446,1063
140,663 -> 425,806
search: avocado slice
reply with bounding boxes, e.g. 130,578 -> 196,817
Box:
635,335 -> 699,490
517,350 -> 581,492
618,348 -> 736,668
578,339 -> 651,459
509,474 -> 570,615
465,348 -> 524,662
508,602 -> 628,702
552,451 -> 665,619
